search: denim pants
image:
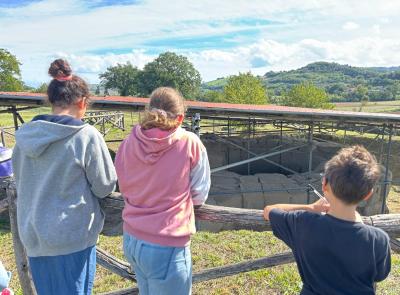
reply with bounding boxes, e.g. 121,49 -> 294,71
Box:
28,245 -> 96,295
123,232 -> 192,295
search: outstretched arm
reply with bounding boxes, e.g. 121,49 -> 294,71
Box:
263,199 -> 330,221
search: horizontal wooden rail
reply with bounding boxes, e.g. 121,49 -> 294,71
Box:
101,193 -> 400,237
99,251 -> 295,295
96,248 -> 135,281
98,238 -> 400,295
390,238 -> 400,253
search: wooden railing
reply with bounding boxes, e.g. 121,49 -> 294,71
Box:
1,181 -> 400,295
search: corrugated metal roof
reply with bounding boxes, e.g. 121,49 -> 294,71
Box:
1,91 -> 400,125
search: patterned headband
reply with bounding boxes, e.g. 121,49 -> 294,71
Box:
55,75 -> 73,82
150,108 -> 178,119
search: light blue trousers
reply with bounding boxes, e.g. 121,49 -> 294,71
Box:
123,232 -> 192,295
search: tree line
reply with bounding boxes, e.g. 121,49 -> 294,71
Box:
204,61 -> 400,103
1,48 -> 380,110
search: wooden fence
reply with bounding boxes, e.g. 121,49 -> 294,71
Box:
1,179 -> 400,295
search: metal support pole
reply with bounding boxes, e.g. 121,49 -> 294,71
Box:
212,135 -> 302,176
381,124 -> 393,214
12,106 -> 19,131
247,117 -> 251,175
227,117 -> 231,137
0,129 -> 5,147
191,113 -> 201,137
212,119 -> 215,133
279,121 -> 283,172
307,123 -> 314,204
211,144 -> 308,174
378,125 -> 386,164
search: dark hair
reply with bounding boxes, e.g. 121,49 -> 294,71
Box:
324,145 -> 380,204
47,59 -> 90,108
141,87 -> 186,130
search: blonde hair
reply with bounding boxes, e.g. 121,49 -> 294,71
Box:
141,87 -> 186,130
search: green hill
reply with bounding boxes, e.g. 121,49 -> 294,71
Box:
202,62 -> 400,102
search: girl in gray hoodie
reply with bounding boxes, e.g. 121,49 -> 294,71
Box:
12,59 -> 117,295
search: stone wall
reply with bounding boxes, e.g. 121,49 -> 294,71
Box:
198,134 -> 391,231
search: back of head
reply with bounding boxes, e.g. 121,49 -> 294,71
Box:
141,87 -> 186,130
324,145 -> 380,204
47,59 -> 90,108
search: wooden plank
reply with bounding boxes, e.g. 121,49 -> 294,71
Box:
0,198 -> 8,214
99,251 -> 295,295
192,252 -> 294,283
100,193 -> 400,237
96,248 -> 135,281
390,238 -> 400,254
6,182 -> 37,295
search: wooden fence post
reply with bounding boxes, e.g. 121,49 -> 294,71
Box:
6,180 -> 37,295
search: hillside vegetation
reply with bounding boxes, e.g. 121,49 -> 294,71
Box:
202,62 -> 400,103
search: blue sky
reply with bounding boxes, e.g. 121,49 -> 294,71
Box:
0,0 -> 399,86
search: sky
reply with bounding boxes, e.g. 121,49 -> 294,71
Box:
0,0 -> 400,87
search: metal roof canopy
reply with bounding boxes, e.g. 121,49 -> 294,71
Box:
1,92 -> 400,126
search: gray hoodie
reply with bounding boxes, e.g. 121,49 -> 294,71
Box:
12,119 -> 117,257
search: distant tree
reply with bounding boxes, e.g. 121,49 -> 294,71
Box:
33,83 -> 48,93
139,52 -> 201,99
222,72 -> 268,104
355,85 -> 368,101
390,82 -> 400,100
201,90 -> 224,102
99,62 -> 140,96
0,48 -> 24,91
327,83 -> 346,95
281,82 -> 333,109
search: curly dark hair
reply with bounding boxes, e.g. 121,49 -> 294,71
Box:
47,59 -> 90,108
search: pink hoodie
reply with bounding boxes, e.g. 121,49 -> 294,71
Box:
115,125 -> 211,247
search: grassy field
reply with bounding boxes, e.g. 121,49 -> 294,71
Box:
1,105 -> 400,294
334,100 -> 400,113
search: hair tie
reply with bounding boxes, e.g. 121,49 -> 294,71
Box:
55,74 -> 73,82
151,108 -> 168,118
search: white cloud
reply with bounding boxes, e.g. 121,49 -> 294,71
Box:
372,24 -> 381,35
1,0 -> 400,85
58,50 -> 154,73
50,36 -> 399,84
342,21 -> 360,30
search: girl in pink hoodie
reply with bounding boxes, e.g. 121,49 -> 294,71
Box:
115,87 -> 211,295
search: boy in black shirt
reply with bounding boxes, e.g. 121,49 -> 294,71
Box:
263,145 -> 391,295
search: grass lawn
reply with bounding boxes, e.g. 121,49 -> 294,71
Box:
1,220 -> 399,294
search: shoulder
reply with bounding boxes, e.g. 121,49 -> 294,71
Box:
364,224 -> 390,245
180,129 -> 206,150
76,125 -> 103,140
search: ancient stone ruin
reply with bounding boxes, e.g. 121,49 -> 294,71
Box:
198,134 -> 391,231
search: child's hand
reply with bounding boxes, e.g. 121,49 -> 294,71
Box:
311,199 -> 330,213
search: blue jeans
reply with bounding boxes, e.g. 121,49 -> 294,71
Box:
28,246 -> 96,295
123,232 -> 192,295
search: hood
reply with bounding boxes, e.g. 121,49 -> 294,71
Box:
15,120 -> 87,158
126,125 -> 184,164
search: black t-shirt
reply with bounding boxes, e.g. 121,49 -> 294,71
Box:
270,209 -> 391,295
